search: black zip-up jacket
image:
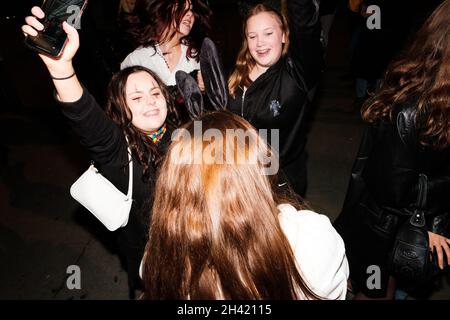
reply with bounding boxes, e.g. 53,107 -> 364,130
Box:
59,88 -> 171,292
228,0 -> 322,177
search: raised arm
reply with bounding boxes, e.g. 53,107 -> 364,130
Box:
286,0 -> 323,90
278,205 -> 349,299
22,7 -> 126,165
22,6 -> 83,102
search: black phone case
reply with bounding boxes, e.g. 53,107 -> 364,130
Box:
24,0 -> 88,57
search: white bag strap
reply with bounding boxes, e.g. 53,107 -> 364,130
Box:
126,140 -> 133,200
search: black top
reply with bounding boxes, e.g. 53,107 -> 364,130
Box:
228,0 -> 322,194
59,88 -> 171,291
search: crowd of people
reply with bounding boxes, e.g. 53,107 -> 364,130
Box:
21,0 -> 449,300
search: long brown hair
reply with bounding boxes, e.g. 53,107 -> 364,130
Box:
131,0 -> 212,60
105,66 -> 180,179
228,4 -> 290,98
142,111 -> 320,299
362,0 -> 450,149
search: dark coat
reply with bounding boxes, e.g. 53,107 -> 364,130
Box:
334,101 -> 450,297
59,89 -> 171,293
228,0 -> 323,196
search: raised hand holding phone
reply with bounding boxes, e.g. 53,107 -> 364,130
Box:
24,0 -> 88,58
22,6 -> 83,102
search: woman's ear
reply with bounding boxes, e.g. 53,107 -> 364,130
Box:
200,38 -> 228,110
175,70 -> 204,120
282,32 -> 286,44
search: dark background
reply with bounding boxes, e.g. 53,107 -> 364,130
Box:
1,0 -> 448,299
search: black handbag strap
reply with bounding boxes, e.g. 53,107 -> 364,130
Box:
410,174 -> 428,227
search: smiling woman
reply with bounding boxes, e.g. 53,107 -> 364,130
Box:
120,0 -> 212,123
246,11 -> 287,78
121,0 -> 212,86
22,5 -> 180,298
227,0 -> 323,197
125,71 -> 168,133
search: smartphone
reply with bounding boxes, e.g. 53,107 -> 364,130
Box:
24,0 -> 88,57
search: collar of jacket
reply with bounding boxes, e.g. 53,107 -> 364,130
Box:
240,55 -> 287,96
254,55 -> 286,84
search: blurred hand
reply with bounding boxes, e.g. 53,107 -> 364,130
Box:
428,231 -> 450,269
22,6 -> 79,77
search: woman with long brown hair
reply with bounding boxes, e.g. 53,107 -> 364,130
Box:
334,0 -> 450,299
141,111 -> 349,299
227,0 -> 323,197
22,7 -> 180,298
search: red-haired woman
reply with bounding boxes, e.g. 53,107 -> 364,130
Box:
141,111 -> 349,299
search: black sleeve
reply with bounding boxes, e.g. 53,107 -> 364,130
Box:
398,108 -> 450,216
287,0 -> 323,90
58,88 -> 127,166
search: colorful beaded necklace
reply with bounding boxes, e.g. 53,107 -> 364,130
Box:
149,124 -> 167,145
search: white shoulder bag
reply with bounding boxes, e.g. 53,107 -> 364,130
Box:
70,147 -> 133,231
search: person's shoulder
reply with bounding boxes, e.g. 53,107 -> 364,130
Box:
180,44 -> 200,65
179,43 -> 188,58
180,43 -> 195,55
394,99 -> 419,147
278,204 -> 349,300
395,99 -> 418,117
277,203 -> 343,256
129,46 -> 158,59
278,203 -> 332,232
121,46 -> 157,69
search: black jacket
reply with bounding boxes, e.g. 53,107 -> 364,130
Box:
228,0 -> 322,193
59,89 -> 171,291
334,102 -> 450,297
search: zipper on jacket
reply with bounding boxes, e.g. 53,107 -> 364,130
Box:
240,86 -> 246,117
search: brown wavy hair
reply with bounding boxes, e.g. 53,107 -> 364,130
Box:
105,66 -> 180,180
228,4 -> 290,98
131,0 -> 212,60
142,111 -> 321,299
362,0 -> 450,150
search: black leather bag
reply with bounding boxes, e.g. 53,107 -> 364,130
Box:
389,174 -> 433,287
